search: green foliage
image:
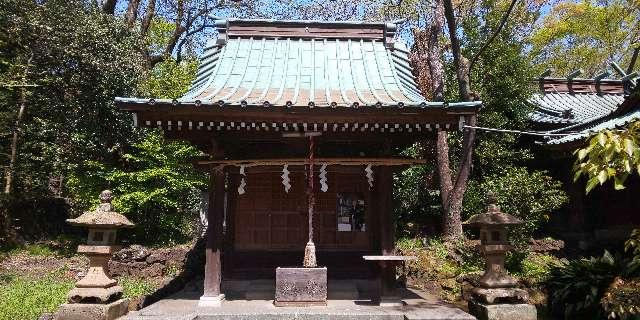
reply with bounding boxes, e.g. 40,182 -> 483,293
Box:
397,237 -> 483,301
0,271 -> 74,320
510,252 -> 562,286
11,244 -> 56,257
601,277 -> 640,320
120,277 -> 157,298
574,120 -> 640,193
530,0 -> 640,76
1,0 -> 206,247
4,238 -> 80,258
139,59 -> 199,99
67,132 -> 206,245
392,1 -> 570,239
625,229 -> 640,273
546,251 -> 636,319
464,167 -> 569,243
0,0 -> 145,197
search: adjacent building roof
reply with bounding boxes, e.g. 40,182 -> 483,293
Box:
116,18 -> 480,110
546,102 -> 640,145
530,78 -> 628,125
529,71 -> 639,146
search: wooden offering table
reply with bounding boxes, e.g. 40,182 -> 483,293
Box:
363,255 -> 417,307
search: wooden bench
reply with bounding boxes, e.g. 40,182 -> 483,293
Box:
363,255 -> 417,307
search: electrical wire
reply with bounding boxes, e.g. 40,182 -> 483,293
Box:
463,125 -> 581,137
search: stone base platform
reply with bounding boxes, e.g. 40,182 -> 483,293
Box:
123,285 -> 474,320
55,298 -> 129,320
468,301 -> 537,320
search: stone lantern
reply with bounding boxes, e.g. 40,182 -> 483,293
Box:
463,192 -> 536,320
55,190 -> 134,320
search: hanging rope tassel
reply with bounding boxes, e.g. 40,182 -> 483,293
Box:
365,164 -> 374,189
238,165 -> 246,195
281,164 -> 291,193
319,163 -> 328,192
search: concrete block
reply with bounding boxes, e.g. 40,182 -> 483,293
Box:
198,294 -> 225,307
468,301 -> 536,320
54,299 -> 129,320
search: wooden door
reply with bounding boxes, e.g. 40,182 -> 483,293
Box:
233,168 -> 371,251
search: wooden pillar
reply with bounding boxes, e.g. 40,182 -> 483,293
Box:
200,167 -> 226,307
375,167 -> 399,304
223,169 -> 238,277
377,167 -> 394,255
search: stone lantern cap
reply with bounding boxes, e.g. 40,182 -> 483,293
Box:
66,190 -> 134,229
463,192 -> 523,227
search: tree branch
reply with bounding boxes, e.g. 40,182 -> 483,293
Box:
102,0 -> 117,14
627,46 -> 639,74
468,0 -> 518,76
126,0 -> 141,28
176,23 -> 214,63
148,2 -> 216,67
140,0 -> 156,38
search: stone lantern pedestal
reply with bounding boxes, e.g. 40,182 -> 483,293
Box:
463,192 -> 537,320
55,190 -> 134,320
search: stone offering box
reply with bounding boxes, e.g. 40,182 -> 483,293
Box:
274,267 -> 327,306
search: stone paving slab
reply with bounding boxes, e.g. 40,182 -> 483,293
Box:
122,287 -> 476,320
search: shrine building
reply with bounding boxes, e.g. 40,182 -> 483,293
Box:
116,18 -> 481,306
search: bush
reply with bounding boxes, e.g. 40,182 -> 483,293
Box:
67,132 -> 206,246
601,277 -> 640,320
463,167 -> 568,245
397,237 -> 483,301
0,271 -> 73,320
546,251 -> 632,319
510,252 -> 561,286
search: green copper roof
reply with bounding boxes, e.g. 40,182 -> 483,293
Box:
183,37 -> 429,107
116,19 -> 481,110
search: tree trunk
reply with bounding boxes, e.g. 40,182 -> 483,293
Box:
442,115 -> 477,239
4,93 -> 25,195
4,55 -> 32,195
435,130 -> 452,210
443,0 -> 471,101
411,0 -> 472,240
2,55 -> 32,244
439,0 -> 478,240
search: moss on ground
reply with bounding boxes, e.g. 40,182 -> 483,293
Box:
120,276 -> 159,298
0,270 -> 74,320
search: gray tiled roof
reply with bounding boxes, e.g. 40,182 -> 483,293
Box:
529,92 -> 625,125
546,107 -> 640,145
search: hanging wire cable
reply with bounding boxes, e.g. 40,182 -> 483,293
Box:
463,125 -> 582,137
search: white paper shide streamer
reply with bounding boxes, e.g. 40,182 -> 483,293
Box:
319,163 -> 328,192
365,164 -> 374,189
238,165 -> 247,195
281,164 -> 291,193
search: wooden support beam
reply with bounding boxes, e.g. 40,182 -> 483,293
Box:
200,168 -> 226,307
196,157 -> 427,168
